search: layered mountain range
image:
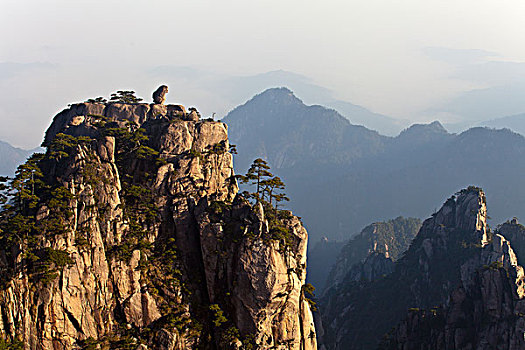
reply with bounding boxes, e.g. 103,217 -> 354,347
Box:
2,86 -> 525,350
0,100 -> 316,349
223,88 -> 525,243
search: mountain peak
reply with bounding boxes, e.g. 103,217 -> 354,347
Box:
399,120 -> 448,136
253,87 -> 302,104
429,186 -> 487,240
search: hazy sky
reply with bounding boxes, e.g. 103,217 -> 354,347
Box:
2,0 -> 525,148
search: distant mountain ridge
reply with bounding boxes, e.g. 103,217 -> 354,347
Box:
481,112 -> 525,135
224,87 -> 385,171
223,88 -> 525,242
326,99 -> 407,136
0,140 -> 36,176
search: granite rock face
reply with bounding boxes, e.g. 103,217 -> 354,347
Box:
320,187 -> 525,349
496,218 -> 525,264
322,217 -> 420,293
196,197 -> 316,349
0,101 -> 316,349
344,252 -> 394,284
382,234 -> 525,349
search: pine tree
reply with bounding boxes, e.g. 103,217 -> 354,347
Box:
109,90 -> 143,103
237,158 -> 289,208
0,176 -> 8,207
260,176 -> 289,207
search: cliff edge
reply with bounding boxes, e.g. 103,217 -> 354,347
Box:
0,98 -> 316,349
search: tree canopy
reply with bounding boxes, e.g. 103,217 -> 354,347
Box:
237,158 -> 289,208
109,90 -> 143,104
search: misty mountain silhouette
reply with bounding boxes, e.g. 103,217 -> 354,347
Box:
224,88 -> 525,243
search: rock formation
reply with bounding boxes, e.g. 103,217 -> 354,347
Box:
496,218 -> 525,263
153,85 -> 168,104
0,98 -> 316,349
381,233 -> 525,349
343,252 -> 394,284
320,187 -> 525,349
322,217 -> 420,293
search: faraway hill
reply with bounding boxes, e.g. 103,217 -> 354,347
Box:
0,95 -> 316,349
223,88 -> 525,243
0,141 -> 36,176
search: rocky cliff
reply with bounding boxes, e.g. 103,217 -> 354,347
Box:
381,234 -> 525,349
0,99 -> 316,349
320,187 -> 524,349
322,217 -> 420,292
496,218 -> 525,263
379,217 -> 525,349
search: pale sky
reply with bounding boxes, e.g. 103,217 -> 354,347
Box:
2,0 -> 525,148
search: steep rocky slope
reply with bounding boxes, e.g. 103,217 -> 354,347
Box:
381,234 -> 525,349
0,100 -> 316,349
496,218 -> 525,263
321,217 -> 420,292
320,187 -> 525,349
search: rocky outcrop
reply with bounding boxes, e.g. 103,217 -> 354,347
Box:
0,100 -> 316,349
382,234 -> 525,349
196,197 -> 316,349
319,187 -> 507,349
153,85 -> 168,105
322,217 -> 420,293
344,252 -> 394,284
496,218 -> 525,264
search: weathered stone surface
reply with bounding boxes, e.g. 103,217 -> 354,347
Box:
1,101 -> 316,349
185,110 -> 200,122
344,252 -> 394,283
196,198 -> 316,349
167,105 -> 186,118
150,103 -> 167,118
383,236 -> 525,349
377,190 -> 525,350
323,217 -> 420,293
320,188 -> 524,350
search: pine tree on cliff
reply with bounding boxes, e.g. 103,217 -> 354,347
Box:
0,176 -> 8,206
237,158 -> 289,208
109,90 -> 143,103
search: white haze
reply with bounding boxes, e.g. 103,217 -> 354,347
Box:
1,0 -> 525,148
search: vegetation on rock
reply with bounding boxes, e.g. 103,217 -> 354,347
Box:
109,90 -> 143,104
0,97 -> 316,349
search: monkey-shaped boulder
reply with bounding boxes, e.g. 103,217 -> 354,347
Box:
152,85 -> 168,104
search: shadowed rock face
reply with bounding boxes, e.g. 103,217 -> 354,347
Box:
0,102 -> 316,349
343,252 -> 394,284
321,217 -> 421,293
381,234 -> 525,350
320,188 -> 525,350
496,219 -> 525,264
